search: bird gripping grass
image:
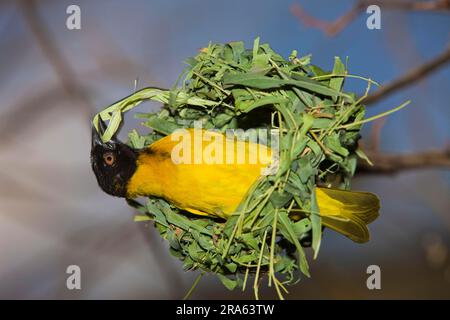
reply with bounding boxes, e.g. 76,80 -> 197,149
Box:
93,38 -> 409,299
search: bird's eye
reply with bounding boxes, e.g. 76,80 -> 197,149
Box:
103,152 -> 115,166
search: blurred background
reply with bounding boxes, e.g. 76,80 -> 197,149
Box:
0,0 -> 449,299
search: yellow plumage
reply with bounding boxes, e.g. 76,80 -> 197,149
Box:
126,129 -> 379,242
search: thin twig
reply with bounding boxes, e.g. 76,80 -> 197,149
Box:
253,229 -> 268,300
182,272 -> 204,300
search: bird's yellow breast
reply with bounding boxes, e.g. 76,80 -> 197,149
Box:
126,129 -> 273,218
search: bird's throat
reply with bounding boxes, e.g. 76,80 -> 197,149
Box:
126,149 -> 170,199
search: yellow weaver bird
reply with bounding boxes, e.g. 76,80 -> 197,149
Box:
91,122 -> 379,243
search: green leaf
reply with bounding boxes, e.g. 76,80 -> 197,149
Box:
133,215 -> 152,222
293,219 -> 312,237
144,115 -> 180,135
277,210 -> 310,277
167,228 -> 181,250
188,241 -> 205,261
225,262 -> 238,273
223,73 -> 341,99
310,186 -> 322,259
237,96 -> 288,113
191,230 -> 215,251
217,274 -> 238,291
329,56 -> 346,92
240,234 -> 260,251
183,257 -> 194,270
308,64 -> 328,77
146,201 -> 168,227
269,190 -> 293,208
223,215 -> 239,238
297,156 -> 314,184
324,134 -> 349,157
234,253 -> 259,264
355,147 -> 373,166
128,129 -> 146,149
312,118 -> 333,129
102,111 -> 122,142
227,41 -> 245,63
213,113 -> 233,127
164,209 -> 213,236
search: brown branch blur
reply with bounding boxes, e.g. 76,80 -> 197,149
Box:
291,0 -> 450,37
1,1 -> 153,143
291,1 -> 450,105
357,147 -> 450,174
18,0 -> 94,117
0,60 -> 143,143
364,44 -> 450,104
368,118 -> 386,152
291,2 -> 364,37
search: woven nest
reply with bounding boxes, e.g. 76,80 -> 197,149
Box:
94,39 -> 404,299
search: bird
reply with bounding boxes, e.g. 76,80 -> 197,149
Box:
91,119 -> 379,243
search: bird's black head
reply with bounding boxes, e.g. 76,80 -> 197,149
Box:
90,119 -> 138,198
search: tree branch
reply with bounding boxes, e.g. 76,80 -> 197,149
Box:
364,44 -> 450,104
356,147 -> 450,174
291,2 -> 450,105
18,0 -> 94,117
291,1 -> 450,37
291,2 -> 364,37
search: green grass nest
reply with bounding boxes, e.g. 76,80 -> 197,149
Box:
94,38 -> 408,299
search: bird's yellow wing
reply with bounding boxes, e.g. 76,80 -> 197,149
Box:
127,129 -> 272,218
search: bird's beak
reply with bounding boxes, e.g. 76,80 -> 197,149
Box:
92,117 -> 107,148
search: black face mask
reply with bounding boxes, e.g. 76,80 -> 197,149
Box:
90,118 -> 138,198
